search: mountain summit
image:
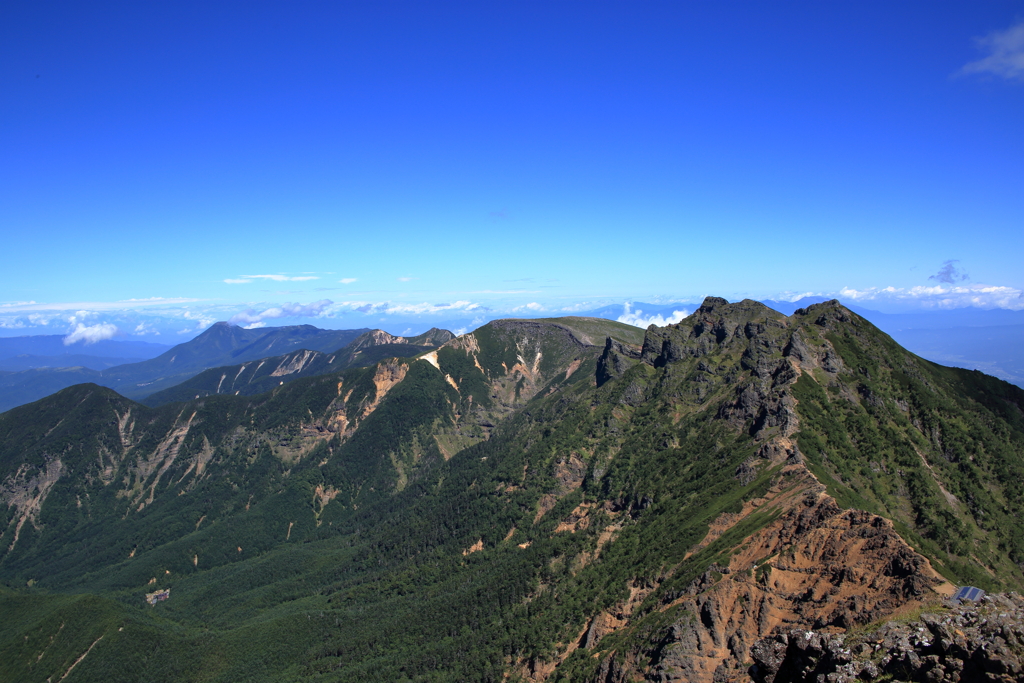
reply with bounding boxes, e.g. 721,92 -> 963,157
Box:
2,298 -> 1023,682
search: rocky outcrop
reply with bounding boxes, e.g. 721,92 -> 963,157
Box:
586,464 -> 950,683
348,329 -> 405,350
638,298 -> 787,365
409,328 -> 456,346
1,457 -> 64,551
635,297 -> 811,439
750,592 -> 1024,683
596,337 -> 642,387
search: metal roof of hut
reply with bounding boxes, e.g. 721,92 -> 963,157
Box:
952,586 -> 985,603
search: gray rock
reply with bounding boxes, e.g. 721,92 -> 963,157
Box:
749,593 -> 1024,683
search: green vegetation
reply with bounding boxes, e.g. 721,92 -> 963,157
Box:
789,308 -> 1024,590
2,308 -> 1023,681
0,323 -> 372,413
143,328 -> 450,408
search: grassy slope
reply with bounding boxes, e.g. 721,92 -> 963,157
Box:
789,306 -> 1024,589
2,309 -> 1024,681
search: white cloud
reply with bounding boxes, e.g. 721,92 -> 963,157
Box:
64,323 -> 119,345
0,298 -> 202,312
512,302 -> 544,312
838,284 -> 1024,310
397,277 -> 416,282
229,274 -> 321,283
558,301 -> 604,312
769,291 -> 819,303
617,303 -> 690,328
243,322 -> 267,330
339,278 -> 357,284
133,322 -> 160,335
959,21 -> 1024,81
229,299 -> 334,325
181,310 -> 218,328
339,300 -> 483,316
468,290 -> 541,295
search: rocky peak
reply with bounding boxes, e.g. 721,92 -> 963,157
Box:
793,298 -> 857,331
596,337 -> 642,387
640,298 -> 788,367
409,328 -> 456,346
348,329 -> 405,351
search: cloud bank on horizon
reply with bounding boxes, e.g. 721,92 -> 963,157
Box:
3,274 -> 1022,343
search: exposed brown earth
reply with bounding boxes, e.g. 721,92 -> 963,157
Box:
520,462 -> 954,683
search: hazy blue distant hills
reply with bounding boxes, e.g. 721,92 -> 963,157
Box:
210,323 -> 377,361
103,323 -> 370,388
0,323 -> 371,413
0,354 -> 145,372
888,324 -> 1024,387
0,365 -> 104,409
0,335 -> 172,362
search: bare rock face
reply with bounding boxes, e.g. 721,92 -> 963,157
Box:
596,337 -> 642,387
588,464 -> 949,683
411,327 -> 456,346
640,298 -> 786,368
750,592 -> 1024,683
634,296 -> 840,441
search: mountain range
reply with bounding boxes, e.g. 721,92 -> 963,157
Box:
575,299 -> 1024,389
3,297 -> 1023,415
0,324 -> 386,413
0,336 -> 173,362
0,336 -> 173,374
2,298 -> 1024,682
141,327 -> 455,407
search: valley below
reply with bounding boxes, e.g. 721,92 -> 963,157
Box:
2,298 -> 1024,682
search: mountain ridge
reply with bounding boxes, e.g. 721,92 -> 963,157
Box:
140,327 -> 456,407
0,323 -> 373,412
2,300 -> 1023,682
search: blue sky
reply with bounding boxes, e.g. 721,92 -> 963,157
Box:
2,1 -> 1023,340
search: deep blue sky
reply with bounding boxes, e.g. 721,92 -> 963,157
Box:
2,1 -> 1023,339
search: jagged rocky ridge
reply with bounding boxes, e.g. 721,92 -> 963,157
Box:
1,300 -> 1024,683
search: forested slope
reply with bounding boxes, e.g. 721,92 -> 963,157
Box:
2,301 -> 1023,682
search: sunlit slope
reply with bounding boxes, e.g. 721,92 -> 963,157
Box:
0,323 -> 372,412
1,306 -> 1023,682
142,328 -> 455,407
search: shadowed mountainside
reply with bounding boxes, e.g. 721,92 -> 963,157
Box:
0,323 -> 371,412
1,301 -> 1023,682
